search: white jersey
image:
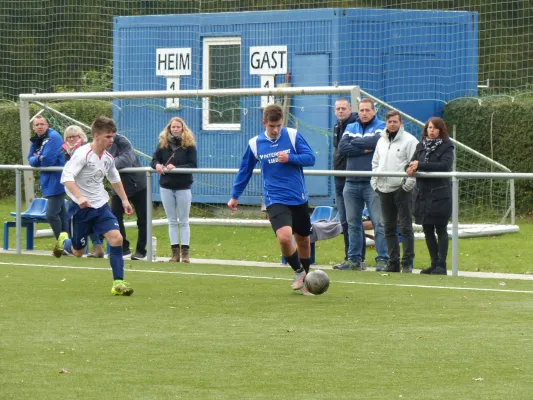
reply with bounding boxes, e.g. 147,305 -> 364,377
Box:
61,143 -> 121,208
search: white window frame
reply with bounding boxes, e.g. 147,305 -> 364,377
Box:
202,37 -> 241,131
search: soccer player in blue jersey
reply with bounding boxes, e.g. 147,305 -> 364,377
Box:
53,116 -> 135,296
228,104 -> 316,295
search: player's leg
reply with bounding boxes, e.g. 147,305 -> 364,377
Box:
95,204 -> 133,295
110,194 -> 130,256
267,203 -> 305,290
292,202 -> 312,274
53,203 -> 88,258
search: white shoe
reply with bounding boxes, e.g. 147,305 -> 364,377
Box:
291,270 -> 306,290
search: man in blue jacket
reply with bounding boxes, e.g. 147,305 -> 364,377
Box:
338,98 -> 388,271
28,115 -> 68,239
228,104 -> 316,295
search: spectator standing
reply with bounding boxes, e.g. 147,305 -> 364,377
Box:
338,98 -> 388,271
151,117 -> 197,263
331,98 -> 360,267
407,117 -> 454,275
28,115 -> 69,239
371,111 -> 418,273
108,134 -> 148,260
227,104 -> 316,295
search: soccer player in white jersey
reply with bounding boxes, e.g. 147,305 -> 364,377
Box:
228,104 -> 316,295
54,116 -> 135,296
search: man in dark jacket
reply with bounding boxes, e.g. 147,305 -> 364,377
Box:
331,98 -> 360,267
28,115 -> 69,239
107,134 -> 148,260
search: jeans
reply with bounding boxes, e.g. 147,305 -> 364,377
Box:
160,187 -> 192,246
379,189 -> 414,267
343,180 -> 387,263
335,177 -> 366,261
45,193 -> 69,239
111,187 -> 148,255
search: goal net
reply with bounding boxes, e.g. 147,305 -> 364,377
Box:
0,1 -> 530,100
22,87 -> 514,229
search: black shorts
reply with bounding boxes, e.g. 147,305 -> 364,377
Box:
266,202 -> 311,237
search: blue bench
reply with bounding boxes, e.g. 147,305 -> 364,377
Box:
4,198 -> 48,250
4,198 -> 94,254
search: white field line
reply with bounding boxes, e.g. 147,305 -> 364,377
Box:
2,261 -> 533,295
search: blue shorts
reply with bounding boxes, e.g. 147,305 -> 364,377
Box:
68,202 -> 119,250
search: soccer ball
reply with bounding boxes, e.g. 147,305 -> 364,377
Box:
304,269 -> 330,295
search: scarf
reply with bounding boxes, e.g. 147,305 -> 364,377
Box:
423,137 -> 443,162
168,135 -> 182,152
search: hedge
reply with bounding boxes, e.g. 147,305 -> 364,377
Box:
443,97 -> 533,214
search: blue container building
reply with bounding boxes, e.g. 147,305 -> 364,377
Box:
113,8 -> 478,205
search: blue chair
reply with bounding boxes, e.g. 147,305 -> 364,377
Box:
4,198 -> 48,250
310,206 -> 335,223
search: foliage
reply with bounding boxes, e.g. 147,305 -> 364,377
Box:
443,97 -> 533,214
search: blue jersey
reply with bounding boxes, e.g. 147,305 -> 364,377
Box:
231,127 -> 315,206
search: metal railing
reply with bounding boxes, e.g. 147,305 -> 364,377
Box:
0,164 -> 525,276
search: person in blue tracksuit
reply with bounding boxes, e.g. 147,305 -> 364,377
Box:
338,98 -> 389,271
28,115 -> 69,239
228,104 -> 316,295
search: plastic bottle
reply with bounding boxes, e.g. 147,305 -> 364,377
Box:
152,235 -> 157,261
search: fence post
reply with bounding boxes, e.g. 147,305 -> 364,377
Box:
19,100 -> 35,207
15,168 -> 22,254
452,125 -> 459,276
146,170 -> 153,262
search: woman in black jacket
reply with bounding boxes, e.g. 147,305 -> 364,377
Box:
151,117 -> 197,263
407,117 -> 454,275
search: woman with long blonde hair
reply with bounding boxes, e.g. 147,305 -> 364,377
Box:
151,117 -> 197,262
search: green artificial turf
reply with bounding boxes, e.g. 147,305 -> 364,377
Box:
1,255 -> 533,399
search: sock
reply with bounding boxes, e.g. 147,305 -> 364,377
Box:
285,250 -> 303,273
63,238 -> 73,254
171,244 -> 180,249
300,258 -> 311,274
109,245 -> 124,281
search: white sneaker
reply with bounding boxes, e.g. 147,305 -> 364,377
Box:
300,287 -> 314,296
291,270 -> 306,290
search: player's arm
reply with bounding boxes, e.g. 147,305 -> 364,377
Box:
111,181 -> 133,216
228,146 -> 257,210
285,133 -> 315,167
107,162 -> 133,216
63,181 -> 91,208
